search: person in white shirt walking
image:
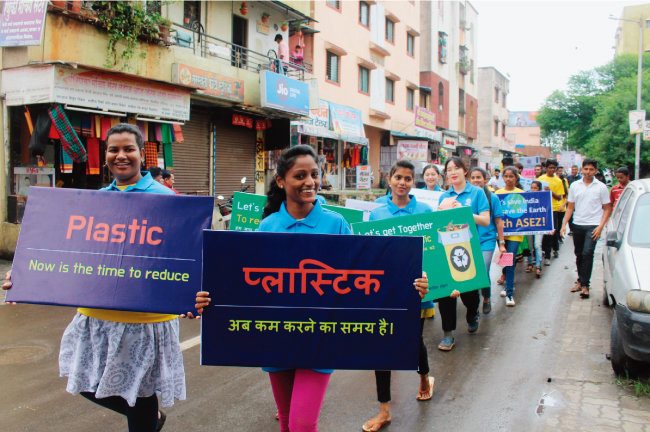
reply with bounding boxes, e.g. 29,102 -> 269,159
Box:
560,158 -> 612,299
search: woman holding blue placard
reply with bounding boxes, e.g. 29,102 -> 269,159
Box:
195,146 -> 430,432
469,167 -> 506,314
435,157 -> 490,352
3,124 -> 179,431
361,160 -> 435,432
496,166 -> 525,307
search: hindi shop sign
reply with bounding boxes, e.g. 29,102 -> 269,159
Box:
352,206 -> 488,301
0,1 -> 47,47
397,140 -> 428,162
261,71 -> 309,116
172,64 -> 244,102
329,101 -> 366,137
201,231 -> 423,370
356,165 -> 372,190
6,188 -> 213,314
497,191 -> 554,236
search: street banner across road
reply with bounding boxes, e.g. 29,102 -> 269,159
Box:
6,187 -> 213,314
200,231 -> 423,370
351,207 -> 488,301
497,191 -> 554,236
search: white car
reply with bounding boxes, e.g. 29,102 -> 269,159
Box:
603,179 -> 650,376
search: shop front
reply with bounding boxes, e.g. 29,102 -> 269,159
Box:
290,99 -> 368,190
1,64 -> 191,222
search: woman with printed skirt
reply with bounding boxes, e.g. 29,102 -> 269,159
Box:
3,124 -> 183,432
435,157 -> 490,351
422,164 -> 442,192
362,160 -> 435,432
469,168 -> 506,314
195,146 -> 429,432
496,166 -> 525,307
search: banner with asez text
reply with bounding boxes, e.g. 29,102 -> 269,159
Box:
497,191 -> 554,236
201,231 -> 423,371
6,187 -> 214,314
351,207 -> 488,301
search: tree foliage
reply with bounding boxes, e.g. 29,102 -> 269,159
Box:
537,53 -> 650,176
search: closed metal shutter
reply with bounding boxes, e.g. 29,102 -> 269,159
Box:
172,108 -> 211,195
213,114 -> 256,198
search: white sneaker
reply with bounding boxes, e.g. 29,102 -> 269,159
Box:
500,289 -> 506,297
505,296 -> 516,307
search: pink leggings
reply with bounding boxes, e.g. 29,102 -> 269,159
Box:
268,369 -> 331,432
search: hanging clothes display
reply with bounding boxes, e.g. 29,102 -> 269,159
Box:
144,142 -> 158,168
48,104 -> 87,163
163,142 -> 173,170
172,124 -> 184,143
100,117 -> 111,141
60,148 -> 73,173
85,138 -> 100,175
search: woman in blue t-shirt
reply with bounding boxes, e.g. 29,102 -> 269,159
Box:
436,157 -> 490,351
469,168 -> 506,314
362,160 -> 434,432
421,164 -> 442,192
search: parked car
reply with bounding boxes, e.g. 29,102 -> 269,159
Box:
602,178 -> 650,376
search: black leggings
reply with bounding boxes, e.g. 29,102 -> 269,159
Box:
80,392 -> 159,432
374,318 -> 429,403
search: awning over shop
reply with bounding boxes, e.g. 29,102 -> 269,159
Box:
1,64 -> 191,121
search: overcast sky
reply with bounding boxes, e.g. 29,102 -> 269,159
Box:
475,0 -> 641,111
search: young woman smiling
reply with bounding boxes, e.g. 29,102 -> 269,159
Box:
422,164 -> 442,191
435,157 -> 490,351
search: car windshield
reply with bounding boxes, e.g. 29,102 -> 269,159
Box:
628,192 -> 650,247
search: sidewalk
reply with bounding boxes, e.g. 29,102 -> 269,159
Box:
539,244 -> 650,432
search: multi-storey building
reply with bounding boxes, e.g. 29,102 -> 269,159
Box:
614,4 -> 650,56
477,66 -> 510,169
420,0 -> 479,168
0,1 -> 314,256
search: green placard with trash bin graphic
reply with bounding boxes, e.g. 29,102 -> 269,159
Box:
351,206 -> 488,301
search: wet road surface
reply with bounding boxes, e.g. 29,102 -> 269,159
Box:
0,248 -> 601,431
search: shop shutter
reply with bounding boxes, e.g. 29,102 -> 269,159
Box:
173,109 -> 210,195
213,114 -> 256,198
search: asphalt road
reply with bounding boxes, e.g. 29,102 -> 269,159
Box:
0,245 -> 592,431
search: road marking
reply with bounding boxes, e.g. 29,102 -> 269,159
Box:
180,335 -> 201,351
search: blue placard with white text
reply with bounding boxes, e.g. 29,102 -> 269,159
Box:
260,71 -> 309,116
6,187 -> 213,314
497,191 -> 554,236
200,231 -> 423,370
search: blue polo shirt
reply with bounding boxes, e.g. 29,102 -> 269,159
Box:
315,195 -> 327,205
101,172 -> 175,195
421,184 -> 442,192
369,195 -> 434,311
438,182 -> 490,216
258,200 -> 350,375
258,200 -> 350,234
477,191 -> 503,251
375,193 -> 391,204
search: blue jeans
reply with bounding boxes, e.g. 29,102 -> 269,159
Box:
527,235 -> 542,266
504,240 -> 520,297
481,249 -> 494,299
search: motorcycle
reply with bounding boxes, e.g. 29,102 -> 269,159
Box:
213,177 -> 250,230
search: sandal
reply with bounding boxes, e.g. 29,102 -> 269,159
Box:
362,417 -> 392,432
535,267 -> 542,278
496,274 -> 506,285
580,287 -> 590,299
416,376 -> 435,401
525,265 -> 533,273
570,281 -> 582,292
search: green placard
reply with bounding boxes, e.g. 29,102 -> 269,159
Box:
229,192 -> 267,231
323,205 -> 364,224
351,206 -> 488,301
229,193 -> 364,230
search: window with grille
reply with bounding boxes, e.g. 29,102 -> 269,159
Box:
327,0 -> 340,10
359,66 -> 369,93
359,2 -> 370,27
407,88 -> 415,111
386,79 -> 394,103
327,51 -> 339,83
386,18 -> 394,43
407,33 -> 414,56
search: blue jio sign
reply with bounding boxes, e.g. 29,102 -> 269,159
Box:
261,71 -> 309,116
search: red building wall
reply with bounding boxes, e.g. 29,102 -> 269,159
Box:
420,71 -> 449,131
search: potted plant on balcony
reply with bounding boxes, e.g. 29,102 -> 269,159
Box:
68,1 -> 82,13
240,2 -> 248,15
280,21 -> 288,31
261,12 -> 270,23
157,17 -> 172,43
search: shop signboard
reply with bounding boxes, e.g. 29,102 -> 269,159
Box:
356,165 -> 372,190
443,134 -> 457,150
0,1 -> 47,47
1,65 -> 191,121
261,71 -> 309,116
172,64 -> 244,102
414,106 -> 436,140
14,167 -> 55,196
329,102 -> 365,138
397,140 -> 428,162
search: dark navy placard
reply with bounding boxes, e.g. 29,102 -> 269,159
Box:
497,191 -> 554,236
6,187 -> 213,314
200,231 -> 423,371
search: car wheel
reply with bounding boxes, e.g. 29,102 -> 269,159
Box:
610,314 -> 640,377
